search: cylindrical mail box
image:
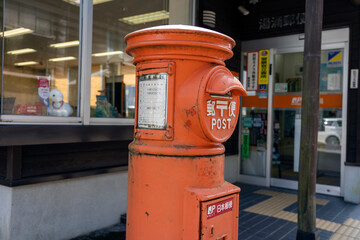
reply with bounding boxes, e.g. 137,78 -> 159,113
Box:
125,25 -> 247,240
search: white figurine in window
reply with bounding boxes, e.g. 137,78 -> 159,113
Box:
48,89 -> 73,117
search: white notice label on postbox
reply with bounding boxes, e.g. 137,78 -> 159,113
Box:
137,73 -> 168,129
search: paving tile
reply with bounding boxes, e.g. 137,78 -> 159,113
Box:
337,205 -> 360,221
244,234 -> 266,240
348,206 -> 360,221
239,211 -> 257,221
239,214 -> 257,225
238,229 -> 255,239
260,218 -> 290,234
240,214 -> 269,229
72,183 -> 360,240
257,216 -> 280,228
250,231 -> 273,240
330,232 -> 356,240
278,227 -> 297,240
343,218 -> 360,229
317,198 -> 330,206
239,196 -> 272,210
244,193 -> 297,216
267,222 -> 297,240
253,189 -> 281,196
283,202 -> 298,213
332,206 -> 358,224
317,204 -> 339,221
236,184 -> 360,240
318,230 -> 333,240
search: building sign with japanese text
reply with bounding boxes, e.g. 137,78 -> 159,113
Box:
246,51 -> 259,91
258,50 -> 269,85
259,12 -> 305,31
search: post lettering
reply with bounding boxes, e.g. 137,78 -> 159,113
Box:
211,118 -> 232,130
212,118 -> 217,130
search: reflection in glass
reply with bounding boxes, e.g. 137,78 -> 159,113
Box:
272,109 -> 299,180
273,52 -> 303,93
90,0 -> 169,118
2,0 -> 80,117
240,107 -> 268,177
317,109 -> 342,186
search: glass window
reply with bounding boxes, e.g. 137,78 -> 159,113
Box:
2,0 -> 80,117
240,52 -> 269,177
272,49 -> 343,186
0,0 -> 2,108
320,49 -> 343,93
0,0 -> 175,123
273,49 -> 343,94
273,52 -> 303,93
240,107 -> 268,177
90,0 -> 169,119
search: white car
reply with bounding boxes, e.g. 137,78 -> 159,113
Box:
318,118 -> 342,145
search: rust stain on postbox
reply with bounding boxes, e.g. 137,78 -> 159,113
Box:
124,25 -> 247,240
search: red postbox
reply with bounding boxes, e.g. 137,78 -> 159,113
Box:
125,25 -> 247,240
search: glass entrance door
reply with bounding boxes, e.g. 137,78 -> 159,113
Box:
239,49 -> 272,186
271,48 -> 345,195
240,28 -> 348,196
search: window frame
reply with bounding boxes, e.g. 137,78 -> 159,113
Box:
0,0 -> 84,124
0,0 -> 193,125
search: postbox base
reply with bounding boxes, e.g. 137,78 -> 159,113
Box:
183,183 -> 240,240
126,151 -> 240,240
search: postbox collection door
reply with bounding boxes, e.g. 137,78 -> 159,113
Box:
200,194 -> 239,240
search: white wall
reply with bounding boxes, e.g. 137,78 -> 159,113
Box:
0,171 -> 128,240
0,156 -> 245,240
344,166 -> 360,204
169,0 -> 194,25
224,155 -> 239,183
0,155 -> 240,240
0,186 -> 12,240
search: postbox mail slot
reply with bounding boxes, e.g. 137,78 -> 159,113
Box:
200,194 -> 239,240
187,65 -> 247,144
206,69 -> 247,97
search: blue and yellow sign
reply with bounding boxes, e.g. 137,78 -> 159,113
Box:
327,51 -> 342,68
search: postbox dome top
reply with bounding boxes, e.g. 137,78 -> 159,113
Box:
127,24 -> 233,40
125,24 -> 235,65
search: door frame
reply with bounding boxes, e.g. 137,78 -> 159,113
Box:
239,28 -> 349,197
